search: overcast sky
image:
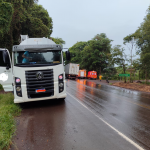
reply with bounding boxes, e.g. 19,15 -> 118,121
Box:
38,0 -> 150,55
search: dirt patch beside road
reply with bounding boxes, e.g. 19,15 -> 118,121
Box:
85,79 -> 150,93
112,82 -> 150,93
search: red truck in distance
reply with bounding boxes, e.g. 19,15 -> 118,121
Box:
87,71 -> 97,80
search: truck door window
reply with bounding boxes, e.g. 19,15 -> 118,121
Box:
0,51 -> 7,67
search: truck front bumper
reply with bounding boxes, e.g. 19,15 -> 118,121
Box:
14,81 -> 67,103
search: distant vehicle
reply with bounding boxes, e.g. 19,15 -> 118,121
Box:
78,70 -> 86,79
65,63 -> 79,79
87,71 -> 97,80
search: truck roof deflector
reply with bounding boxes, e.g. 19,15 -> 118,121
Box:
13,45 -> 62,51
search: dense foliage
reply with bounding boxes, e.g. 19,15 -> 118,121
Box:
51,37 -> 65,46
124,5 -> 150,82
0,0 -> 13,36
68,33 -> 112,75
0,0 -> 53,52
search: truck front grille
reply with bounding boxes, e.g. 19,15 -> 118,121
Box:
25,69 -> 54,98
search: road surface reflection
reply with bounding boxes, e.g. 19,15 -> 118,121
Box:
67,79 -> 150,150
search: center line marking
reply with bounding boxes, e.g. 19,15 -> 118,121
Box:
67,92 -> 145,150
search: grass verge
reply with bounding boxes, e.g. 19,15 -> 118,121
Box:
0,93 -> 21,150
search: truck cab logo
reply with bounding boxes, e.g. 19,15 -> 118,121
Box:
36,72 -> 44,80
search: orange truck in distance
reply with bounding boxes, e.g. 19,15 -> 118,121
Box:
87,71 -> 97,80
78,70 -> 86,79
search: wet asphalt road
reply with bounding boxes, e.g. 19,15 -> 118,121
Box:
11,79 -> 150,150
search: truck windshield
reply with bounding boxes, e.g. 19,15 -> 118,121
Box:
14,50 -> 62,66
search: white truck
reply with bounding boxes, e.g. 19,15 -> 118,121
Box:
0,35 -> 70,103
65,63 -> 79,79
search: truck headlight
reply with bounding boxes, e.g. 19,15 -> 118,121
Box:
58,74 -> 64,93
15,77 -> 22,97
16,87 -> 21,92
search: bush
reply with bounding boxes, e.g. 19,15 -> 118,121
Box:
0,84 -> 3,90
111,75 -> 119,80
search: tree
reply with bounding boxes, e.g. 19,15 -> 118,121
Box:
103,67 -> 117,80
124,5 -> 150,82
110,45 -> 128,83
132,59 -> 142,80
21,3 -> 53,38
51,37 -> 65,46
140,53 -> 150,83
0,0 -> 53,52
69,41 -> 87,65
21,4 -> 53,38
0,0 -> 24,51
0,0 -> 13,36
81,33 -> 112,75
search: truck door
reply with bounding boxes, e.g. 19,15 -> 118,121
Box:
0,49 -> 13,91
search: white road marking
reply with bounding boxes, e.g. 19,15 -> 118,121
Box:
67,92 -> 145,150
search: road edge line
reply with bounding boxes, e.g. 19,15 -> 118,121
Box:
67,92 -> 145,150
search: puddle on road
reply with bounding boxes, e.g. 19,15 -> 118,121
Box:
67,79 -> 150,149
75,79 -> 150,107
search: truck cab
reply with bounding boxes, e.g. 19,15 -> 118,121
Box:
0,35 -> 68,103
87,71 -> 97,80
78,70 -> 86,79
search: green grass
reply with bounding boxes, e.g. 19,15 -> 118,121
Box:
141,81 -> 150,86
0,93 -> 21,150
109,83 -> 113,85
0,84 -> 3,90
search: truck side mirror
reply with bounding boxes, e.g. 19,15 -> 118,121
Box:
3,50 -> 10,70
65,51 -> 71,61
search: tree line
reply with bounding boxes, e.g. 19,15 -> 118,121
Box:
66,5 -> 150,83
123,5 -> 150,83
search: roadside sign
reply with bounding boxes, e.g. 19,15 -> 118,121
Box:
119,74 -> 130,77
